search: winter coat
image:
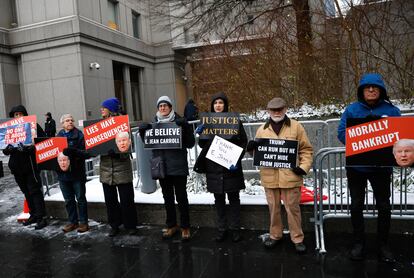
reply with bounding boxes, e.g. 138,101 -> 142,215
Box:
100,153 -> 133,185
45,117 -> 56,137
194,92 -> 247,193
255,117 -> 313,189
56,127 -> 88,182
151,113 -> 195,176
3,105 -> 46,177
337,74 -> 401,172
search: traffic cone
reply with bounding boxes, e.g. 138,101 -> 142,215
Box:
17,199 -> 31,222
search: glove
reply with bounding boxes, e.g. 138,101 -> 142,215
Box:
138,122 -> 152,131
3,144 -> 16,155
175,117 -> 187,127
246,140 -> 258,152
17,142 -> 25,152
63,147 -> 78,157
195,124 -> 205,134
229,164 -> 238,172
292,166 -> 307,176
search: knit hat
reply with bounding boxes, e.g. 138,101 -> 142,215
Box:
101,97 -> 120,113
157,96 -> 173,108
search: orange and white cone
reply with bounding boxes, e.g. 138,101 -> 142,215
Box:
17,199 -> 30,222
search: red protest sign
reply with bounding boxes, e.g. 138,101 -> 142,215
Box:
0,115 -> 37,134
35,137 -> 68,164
84,115 -> 130,150
345,117 -> 414,157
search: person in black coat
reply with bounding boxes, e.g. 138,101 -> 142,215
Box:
2,105 -> 48,229
44,112 -> 56,137
138,96 -> 195,241
194,92 -> 247,242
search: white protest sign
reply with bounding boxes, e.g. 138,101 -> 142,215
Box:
206,136 -> 243,169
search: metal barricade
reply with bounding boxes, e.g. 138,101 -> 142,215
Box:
313,147 -> 414,254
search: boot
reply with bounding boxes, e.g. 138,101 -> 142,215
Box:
77,224 -> 89,233
378,245 -> 395,263
23,216 -> 37,226
108,227 -> 119,237
34,218 -> 48,230
62,223 -> 79,233
162,225 -> 179,239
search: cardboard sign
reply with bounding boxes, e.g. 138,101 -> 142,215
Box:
0,123 -> 32,149
199,112 -> 240,139
144,122 -> 182,149
253,138 -> 298,169
205,136 -> 243,169
83,115 -> 131,156
0,115 -> 38,148
346,117 -> 414,167
35,137 -> 68,170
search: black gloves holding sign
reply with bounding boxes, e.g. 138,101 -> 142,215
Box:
138,122 -> 152,141
246,140 -> 258,153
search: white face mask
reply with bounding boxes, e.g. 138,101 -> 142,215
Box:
270,115 -> 285,123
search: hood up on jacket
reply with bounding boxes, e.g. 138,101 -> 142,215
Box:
9,105 -> 28,118
357,73 -> 391,104
210,92 -> 229,112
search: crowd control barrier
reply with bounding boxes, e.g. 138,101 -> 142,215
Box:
313,147 -> 414,254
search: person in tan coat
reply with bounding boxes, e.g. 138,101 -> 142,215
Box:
247,97 -> 313,253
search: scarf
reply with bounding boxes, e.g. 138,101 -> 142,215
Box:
156,109 -> 176,123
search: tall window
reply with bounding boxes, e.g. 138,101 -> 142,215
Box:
132,11 -> 141,39
107,0 -> 118,30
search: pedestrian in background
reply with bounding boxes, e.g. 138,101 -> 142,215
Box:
138,96 -> 195,241
99,97 -> 138,237
337,73 -> 400,262
194,92 -> 247,242
44,112 -> 56,137
57,114 -> 90,233
3,105 -> 48,230
247,97 -> 313,253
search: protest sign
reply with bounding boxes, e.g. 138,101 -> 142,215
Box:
253,138 -> 298,169
35,137 -> 68,170
0,123 -> 32,149
0,115 -> 38,148
199,112 -> 240,139
143,122 -> 182,149
83,115 -> 131,156
346,117 -> 414,167
205,136 -> 243,169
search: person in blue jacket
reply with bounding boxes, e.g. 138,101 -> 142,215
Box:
57,114 -> 90,233
337,73 -> 400,263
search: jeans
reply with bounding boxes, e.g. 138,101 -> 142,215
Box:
59,180 -> 88,224
159,175 -> 190,228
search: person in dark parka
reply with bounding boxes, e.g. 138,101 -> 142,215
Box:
44,112 -> 56,137
2,105 -> 48,229
194,92 -> 247,242
138,95 -> 195,241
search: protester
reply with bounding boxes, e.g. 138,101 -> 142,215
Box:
99,97 -> 138,237
194,92 -> 247,242
247,97 -> 313,253
393,139 -> 414,167
44,112 -> 56,137
56,114 -> 89,233
2,105 -> 48,229
138,96 -> 195,241
337,73 -> 401,262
